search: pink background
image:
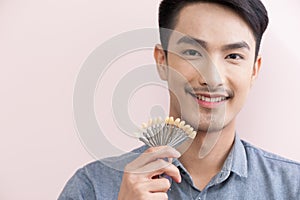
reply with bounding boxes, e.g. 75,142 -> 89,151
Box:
0,0 -> 299,199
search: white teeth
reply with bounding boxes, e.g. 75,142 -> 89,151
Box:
196,95 -> 227,103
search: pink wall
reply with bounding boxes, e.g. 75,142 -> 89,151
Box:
0,0 -> 299,199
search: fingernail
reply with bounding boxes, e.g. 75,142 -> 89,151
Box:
178,176 -> 182,183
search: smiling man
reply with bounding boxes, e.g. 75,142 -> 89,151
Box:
59,0 -> 300,199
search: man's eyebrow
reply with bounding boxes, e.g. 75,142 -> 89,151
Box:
222,41 -> 250,51
176,36 -> 208,50
176,36 -> 250,52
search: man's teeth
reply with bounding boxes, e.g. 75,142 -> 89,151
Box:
196,95 -> 227,102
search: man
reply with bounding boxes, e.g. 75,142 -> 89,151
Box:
59,0 -> 300,199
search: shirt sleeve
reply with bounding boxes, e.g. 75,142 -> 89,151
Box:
58,168 -> 97,200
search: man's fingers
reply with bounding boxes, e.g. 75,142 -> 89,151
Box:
147,178 -> 171,193
149,192 -> 168,200
135,159 -> 181,183
125,146 -> 181,171
119,147 -> 181,199
150,160 -> 181,183
138,146 -> 181,166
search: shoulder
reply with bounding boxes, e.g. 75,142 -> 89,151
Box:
79,145 -> 148,182
241,139 -> 300,180
83,145 -> 148,174
58,145 -> 148,200
242,140 -> 300,167
240,140 -> 300,197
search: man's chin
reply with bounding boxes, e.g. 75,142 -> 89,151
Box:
194,117 -> 227,133
183,115 -> 225,132
196,125 -> 224,134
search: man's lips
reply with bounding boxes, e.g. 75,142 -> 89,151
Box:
189,92 -> 230,108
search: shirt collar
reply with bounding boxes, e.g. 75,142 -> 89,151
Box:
172,134 -> 248,178
221,134 -> 248,178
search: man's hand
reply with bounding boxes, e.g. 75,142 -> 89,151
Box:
118,146 -> 182,200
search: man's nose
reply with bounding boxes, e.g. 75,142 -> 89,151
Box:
196,59 -> 224,90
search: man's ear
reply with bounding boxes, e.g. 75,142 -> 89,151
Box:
154,44 -> 168,81
251,55 -> 262,87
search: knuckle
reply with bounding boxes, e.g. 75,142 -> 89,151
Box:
132,183 -> 142,192
162,193 -> 168,200
145,146 -> 169,153
122,172 -> 139,184
162,178 -> 171,188
127,176 -> 136,185
145,147 -> 157,153
154,160 -> 168,172
167,163 -> 177,171
156,158 -> 166,166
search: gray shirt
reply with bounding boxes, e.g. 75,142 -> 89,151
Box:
58,135 -> 300,199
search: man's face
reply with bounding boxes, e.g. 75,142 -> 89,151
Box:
155,3 -> 261,133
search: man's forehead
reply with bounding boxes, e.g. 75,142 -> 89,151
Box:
174,3 -> 253,37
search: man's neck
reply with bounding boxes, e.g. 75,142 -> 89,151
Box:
178,120 -> 236,190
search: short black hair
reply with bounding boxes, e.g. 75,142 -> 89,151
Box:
159,0 -> 269,59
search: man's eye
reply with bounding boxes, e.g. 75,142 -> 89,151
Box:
225,54 -> 244,60
182,49 -> 202,57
